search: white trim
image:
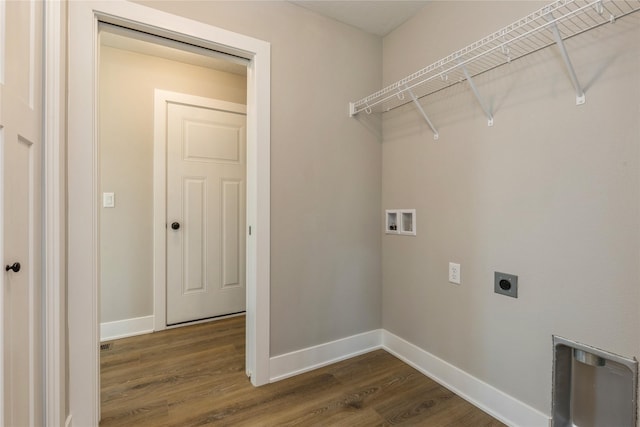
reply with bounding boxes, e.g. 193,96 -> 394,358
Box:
269,330 -> 382,382
153,90 -> 246,333
0,80 -> 4,427
381,330 -> 551,427
44,0 -> 65,425
68,2 -> 271,425
64,414 -> 72,427
269,328 -> 550,426
245,30 -> 271,387
100,316 -> 155,341
68,2 -> 100,424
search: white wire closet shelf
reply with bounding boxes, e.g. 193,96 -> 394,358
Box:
349,0 -> 640,130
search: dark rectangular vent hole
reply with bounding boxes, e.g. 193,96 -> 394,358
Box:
101,343 -> 113,351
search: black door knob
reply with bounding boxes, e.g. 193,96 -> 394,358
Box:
171,222 -> 180,230
5,262 -> 20,273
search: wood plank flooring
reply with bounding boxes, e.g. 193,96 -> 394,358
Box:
100,316 -> 505,426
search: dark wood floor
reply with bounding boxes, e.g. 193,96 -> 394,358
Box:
100,316 -> 505,426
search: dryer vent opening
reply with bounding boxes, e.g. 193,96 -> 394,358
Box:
552,336 -> 637,427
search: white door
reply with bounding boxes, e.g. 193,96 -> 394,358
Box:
0,0 -> 43,425
166,102 -> 246,325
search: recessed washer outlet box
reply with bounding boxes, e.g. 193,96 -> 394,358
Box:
494,272 -> 518,298
385,209 -> 416,236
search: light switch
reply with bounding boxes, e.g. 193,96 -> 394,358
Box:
103,192 -> 115,208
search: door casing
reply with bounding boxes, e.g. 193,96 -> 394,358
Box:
67,2 -> 271,425
43,1 -> 66,425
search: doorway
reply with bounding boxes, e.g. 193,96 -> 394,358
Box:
98,24 -> 248,336
67,2 -> 271,424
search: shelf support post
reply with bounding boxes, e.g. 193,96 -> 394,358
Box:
547,16 -> 586,105
460,64 -> 494,127
405,86 -> 439,140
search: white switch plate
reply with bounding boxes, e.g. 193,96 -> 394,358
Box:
103,192 -> 115,208
449,262 -> 461,284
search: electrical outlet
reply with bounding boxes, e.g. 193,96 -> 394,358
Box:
449,262 -> 461,284
494,272 -> 518,298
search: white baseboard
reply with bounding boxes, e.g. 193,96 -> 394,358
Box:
381,330 -> 551,427
98,320 -> 551,425
268,328 -> 550,426
100,315 -> 155,342
269,329 -> 382,382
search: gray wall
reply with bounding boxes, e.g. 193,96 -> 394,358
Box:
382,1 -> 640,416
99,46 -> 247,323
135,1 -> 384,356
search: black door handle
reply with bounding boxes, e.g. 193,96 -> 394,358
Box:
5,262 -> 20,273
171,222 -> 180,230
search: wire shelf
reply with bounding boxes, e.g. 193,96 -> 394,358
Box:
349,0 -> 640,117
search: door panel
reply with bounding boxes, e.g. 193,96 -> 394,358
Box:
184,122 -> 240,162
166,102 -> 246,325
183,177 -> 206,294
0,0 -> 43,425
222,180 -> 241,287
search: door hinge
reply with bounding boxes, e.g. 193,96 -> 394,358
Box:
249,226 -> 252,236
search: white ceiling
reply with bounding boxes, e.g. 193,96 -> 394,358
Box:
289,1 -> 429,37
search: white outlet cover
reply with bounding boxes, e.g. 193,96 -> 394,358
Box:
103,192 -> 115,208
449,262 -> 461,284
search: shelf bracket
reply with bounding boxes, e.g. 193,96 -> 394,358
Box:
460,64 -> 494,127
349,102 -> 356,117
547,15 -> 586,105
405,86 -> 439,140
